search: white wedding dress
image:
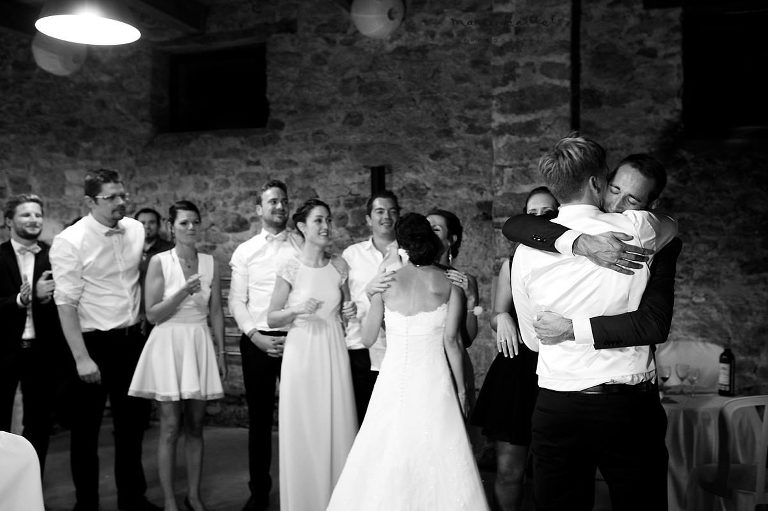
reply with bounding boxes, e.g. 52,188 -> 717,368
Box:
326,303 -> 490,511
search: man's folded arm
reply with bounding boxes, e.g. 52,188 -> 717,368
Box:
589,238 -> 682,349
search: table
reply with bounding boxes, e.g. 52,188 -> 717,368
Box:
663,391 -> 759,511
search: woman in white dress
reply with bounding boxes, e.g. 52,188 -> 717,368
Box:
327,213 -> 490,511
129,200 -> 226,511
267,198 -> 357,511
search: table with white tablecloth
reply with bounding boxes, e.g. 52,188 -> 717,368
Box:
663,392 -> 759,511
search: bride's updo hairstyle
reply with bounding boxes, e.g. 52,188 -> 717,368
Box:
292,198 -> 331,239
395,213 -> 443,266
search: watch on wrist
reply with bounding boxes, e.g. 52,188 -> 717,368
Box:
468,305 -> 483,316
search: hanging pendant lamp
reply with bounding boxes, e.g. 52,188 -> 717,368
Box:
35,0 -> 141,46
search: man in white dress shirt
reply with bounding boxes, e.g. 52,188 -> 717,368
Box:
50,169 -> 159,511
229,179 -> 302,511
511,136 -> 678,511
341,190 -> 401,425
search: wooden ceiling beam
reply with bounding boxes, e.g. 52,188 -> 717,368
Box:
127,0 -> 208,34
0,0 -> 39,37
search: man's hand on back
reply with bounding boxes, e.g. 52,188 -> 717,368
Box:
573,232 -> 653,275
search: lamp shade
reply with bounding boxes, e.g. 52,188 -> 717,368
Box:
32,31 -> 87,76
350,0 -> 404,39
35,0 -> 140,46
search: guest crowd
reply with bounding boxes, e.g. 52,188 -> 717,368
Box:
0,134 -> 680,511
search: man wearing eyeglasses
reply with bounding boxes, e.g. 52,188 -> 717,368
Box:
50,169 -> 160,511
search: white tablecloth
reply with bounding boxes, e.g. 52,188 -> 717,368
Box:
0,432 -> 45,511
663,392 -> 759,511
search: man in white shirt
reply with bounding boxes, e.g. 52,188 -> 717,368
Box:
0,194 -> 64,474
228,179 -> 301,511
511,136 -> 678,511
341,190 -> 401,425
50,169 -> 159,511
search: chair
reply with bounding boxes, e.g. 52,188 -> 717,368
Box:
655,340 -> 722,390
692,395 -> 768,511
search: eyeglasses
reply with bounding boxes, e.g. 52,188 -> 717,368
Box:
93,193 -> 131,202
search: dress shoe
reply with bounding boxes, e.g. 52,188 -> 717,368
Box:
116,497 -> 162,511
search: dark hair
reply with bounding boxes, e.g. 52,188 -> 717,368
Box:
168,200 -> 201,224
426,208 -> 463,260
366,190 -> 400,216
84,169 -> 122,198
608,153 -> 667,204
257,179 -> 288,205
395,213 -> 443,266
523,186 -> 560,213
538,134 -> 607,203
292,198 -> 331,238
4,194 -> 44,221
134,207 -> 161,224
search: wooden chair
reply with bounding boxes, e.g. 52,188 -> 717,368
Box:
692,395 -> 768,511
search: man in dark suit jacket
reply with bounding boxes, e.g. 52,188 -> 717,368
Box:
0,193 -> 67,472
503,153 -> 683,350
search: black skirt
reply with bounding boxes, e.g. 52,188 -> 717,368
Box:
471,343 -> 538,446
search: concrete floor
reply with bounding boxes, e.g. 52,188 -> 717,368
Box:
42,424 -> 280,511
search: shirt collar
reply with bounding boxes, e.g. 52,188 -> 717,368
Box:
259,229 -> 288,242
85,213 -> 125,236
553,204 -> 602,221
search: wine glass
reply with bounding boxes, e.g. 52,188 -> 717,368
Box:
675,363 -> 690,394
687,367 -> 700,397
658,365 -> 672,395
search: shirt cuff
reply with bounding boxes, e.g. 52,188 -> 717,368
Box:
16,293 -> 25,307
572,318 -> 595,345
554,230 -> 581,256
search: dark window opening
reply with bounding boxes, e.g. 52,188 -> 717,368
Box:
683,3 -> 768,138
167,44 -> 269,132
370,166 -> 387,196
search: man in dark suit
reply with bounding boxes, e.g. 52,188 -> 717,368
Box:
503,153 -> 683,351
0,193 -> 67,473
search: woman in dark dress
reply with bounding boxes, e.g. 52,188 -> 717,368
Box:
471,187 -> 559,511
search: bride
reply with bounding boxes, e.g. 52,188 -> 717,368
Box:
326,213 -> 490,511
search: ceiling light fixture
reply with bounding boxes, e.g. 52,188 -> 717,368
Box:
35,0 -> 141,46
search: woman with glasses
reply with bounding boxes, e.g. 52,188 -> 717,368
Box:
471,186 -> 559,511
129,200 -> 226,511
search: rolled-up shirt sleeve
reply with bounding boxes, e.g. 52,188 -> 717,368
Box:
228,248 -> 256,335
50,236 -> 84,307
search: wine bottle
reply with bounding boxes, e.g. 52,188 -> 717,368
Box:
718,345 -> 735,396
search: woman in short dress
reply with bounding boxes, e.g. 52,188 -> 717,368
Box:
129,200 -> 226,511
267,198 -> 357,511
471,187 -> 559,511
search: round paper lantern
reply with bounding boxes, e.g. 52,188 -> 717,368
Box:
350,0 -> 404,39
31,32 -> 87,76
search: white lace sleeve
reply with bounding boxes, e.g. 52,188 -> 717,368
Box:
330,255 -> 349,286
277,258 -> 300,286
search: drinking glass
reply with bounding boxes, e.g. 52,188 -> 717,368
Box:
658,365 -> 672,395
687,367 -> 700,397
675,364 -> 690,394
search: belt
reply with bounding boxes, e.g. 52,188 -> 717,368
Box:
578,380 -> 656,395
258,330 -> 287,337
105,323 -> 142,336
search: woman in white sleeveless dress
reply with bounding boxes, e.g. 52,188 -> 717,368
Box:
267,198 -> 358,511
327,213 -> 490,511
129,200 -> 226,511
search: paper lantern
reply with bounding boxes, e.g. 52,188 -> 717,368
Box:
350,0 -> 404,39
31,31 -> 87,76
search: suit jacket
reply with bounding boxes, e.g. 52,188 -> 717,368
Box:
0,240 -> 66,360
502,214 -> 683,349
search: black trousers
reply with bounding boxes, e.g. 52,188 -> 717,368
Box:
240,332 -> 282,505
69,327 -> 151,508
0,343 -> 54,472
531,387 -> 669,511
348,348 -> 378,427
